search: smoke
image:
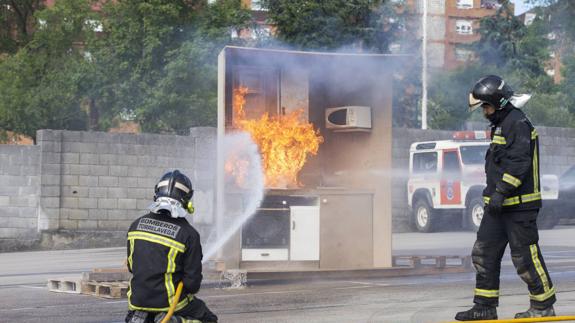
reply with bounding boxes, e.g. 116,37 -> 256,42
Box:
202,132 -> 265,263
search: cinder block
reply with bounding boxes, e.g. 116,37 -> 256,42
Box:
60,219 -> 79,230
137,199 -> 150,210
0,196 -> 9,206
89,208 -> 108,220
78,198 -> 98,209
78,220 -> 98,229
127,167 -> 147,177
41,152 -> 61,164
107,187 -> 129,198
66,142 -> 95,153
62,186 -> 89,198
137,177 -> 155,188
9,196 -> 35,207
40,197 -> 60,208
61,208 -> 88,220
79,175 -> 99,186
98,198 -> 117,209
99,176 -> 119,187
62,153 -> 80,164
42,174 -> 60,186
61,197 -> 79,208
8,217 -> 36,228
62,175 -> 79,186
127,188 -> 151,199
89,165 -> 109,176
118,199 -> 137,210
69,164 -> 91,175
118,177 -> 139,188
89,187 -> 107,198
99,154 -> 118,165
109,166 -> 128,177
117,155 -> 138,166
19,207 -> 38,218
80,153 -> 100,165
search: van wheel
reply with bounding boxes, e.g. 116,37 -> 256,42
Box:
466,197 -> 484,232
414,199 -> 436,232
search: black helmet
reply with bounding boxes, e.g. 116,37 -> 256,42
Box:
468,75 -> 514,112
154,170 -> 194,206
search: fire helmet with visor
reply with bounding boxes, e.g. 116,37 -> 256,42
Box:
468,75 -> 514,112
149,170 -> 195,218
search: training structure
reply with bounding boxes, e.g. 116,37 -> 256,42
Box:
215,46 -> 406,271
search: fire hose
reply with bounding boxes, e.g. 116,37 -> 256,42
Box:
444,315 -> 575,323
160,281 -> 184,323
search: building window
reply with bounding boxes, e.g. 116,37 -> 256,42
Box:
456,20 -> 473,35
250,0 -> 267,11
481,0 -> 501,9
456,0 -> 473,9
455,47 -> 474,61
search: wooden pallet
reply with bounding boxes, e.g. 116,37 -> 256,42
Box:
47,277 -> 83,294
81,281 -> 129,299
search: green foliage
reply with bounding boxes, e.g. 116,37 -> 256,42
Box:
88,0 -> 250,134
261,0 -> 405,52
428,0 -> 575,129
0,0 -> 97,138
0,0 -> 44,54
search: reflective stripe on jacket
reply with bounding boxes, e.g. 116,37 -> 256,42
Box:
483,108 -> 542,211
127,212 -> 203,312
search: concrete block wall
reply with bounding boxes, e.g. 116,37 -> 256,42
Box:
0,144 -> 40,247
0,128 -> 217,251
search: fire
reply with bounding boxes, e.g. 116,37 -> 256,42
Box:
231,86 -> 323,188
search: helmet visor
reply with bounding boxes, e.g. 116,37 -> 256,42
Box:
468,93 -> 484,112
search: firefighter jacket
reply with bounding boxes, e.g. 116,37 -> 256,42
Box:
127,211 -> 203,312
483,107 -> 542,212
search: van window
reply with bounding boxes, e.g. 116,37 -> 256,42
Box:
413,152 -> 438,174
443,151 -> 461,175
460,145 -> 488,165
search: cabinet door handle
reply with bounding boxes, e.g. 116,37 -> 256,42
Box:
292,221 -> 296,230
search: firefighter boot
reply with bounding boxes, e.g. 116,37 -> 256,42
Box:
455,304 -> 497,321
515,306 -> 555,318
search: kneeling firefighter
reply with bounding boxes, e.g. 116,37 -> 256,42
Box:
455,75 -> 557,320
125,170 -> 217,323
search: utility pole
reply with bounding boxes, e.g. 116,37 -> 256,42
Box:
421,0 -> 428,130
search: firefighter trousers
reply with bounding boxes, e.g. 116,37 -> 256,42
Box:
472,209 -> 556,309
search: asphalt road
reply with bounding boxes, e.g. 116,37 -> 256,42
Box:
1,227 -> 575,323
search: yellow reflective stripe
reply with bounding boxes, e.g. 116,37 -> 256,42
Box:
533,144 -> 539,193
531,130 -> 538,140
502,196 -> 520,206
492,135 -> 507,145
521,192 -> 542,203
484,192 -> 541,206
475,288 -> 499,298
530,286 -> 556,302
128,238 -> 135,271
128,293 -> 194,312
128,231 -> 185,253
165,248 -> 178,306
503,173 -> 521,187
530,244 -> 551,292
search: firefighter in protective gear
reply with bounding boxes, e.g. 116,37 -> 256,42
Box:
125,170 -> 218,323
455,75 -> 556,321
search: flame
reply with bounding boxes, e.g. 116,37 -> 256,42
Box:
231,86 -> 323,188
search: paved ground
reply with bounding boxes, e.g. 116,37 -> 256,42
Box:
1,227 -> 575,323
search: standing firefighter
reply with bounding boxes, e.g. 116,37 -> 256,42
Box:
455,75 -> 556,320
125,170 -> 218,323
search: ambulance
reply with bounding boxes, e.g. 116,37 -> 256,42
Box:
407,131 -> 559,232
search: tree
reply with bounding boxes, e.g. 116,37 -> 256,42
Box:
0,0 -> 44,54
260,0 -> 406,53
88,0 -> 251,134
0,0 -> 97,139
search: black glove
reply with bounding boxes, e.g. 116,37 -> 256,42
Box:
486,191 -> 505,216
